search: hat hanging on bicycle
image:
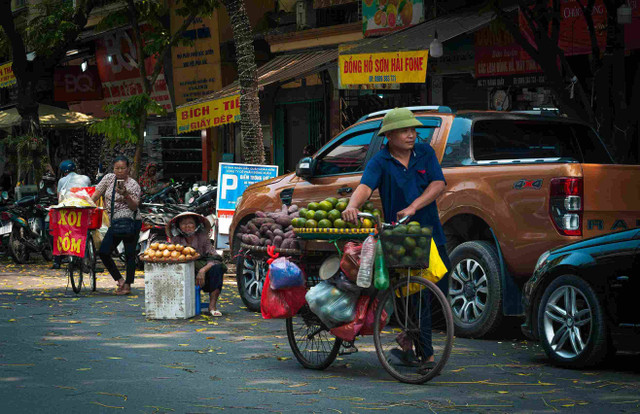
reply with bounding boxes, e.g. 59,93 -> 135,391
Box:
166,212 -> 212,239
59,160 -> 77,175
378,108 -> 423,135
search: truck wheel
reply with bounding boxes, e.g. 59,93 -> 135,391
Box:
537,275 -> 609,368
449,240 -> 502,338
236,253 -> 267,312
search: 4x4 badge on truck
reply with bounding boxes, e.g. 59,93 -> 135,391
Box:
514,179 -> 543,190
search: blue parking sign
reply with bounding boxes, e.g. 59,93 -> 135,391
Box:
216,163 -> 279,234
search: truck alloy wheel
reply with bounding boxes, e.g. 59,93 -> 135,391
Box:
448,241 -> 502,338
537,275 -> 608,368
236,254 -> 267,312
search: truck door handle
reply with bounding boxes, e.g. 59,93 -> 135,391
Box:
338,187 -> 353,195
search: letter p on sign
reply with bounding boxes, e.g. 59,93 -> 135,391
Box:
221,174 -> 238,200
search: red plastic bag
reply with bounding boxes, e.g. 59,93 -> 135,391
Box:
70,186 -> 96,196
330,296 -> 370,341
260,246 -> 307,319
360,298 -> 389,336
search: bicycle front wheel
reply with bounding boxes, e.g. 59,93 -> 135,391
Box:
286,305 -> 342,370
373,276 -> 454,384
83,236 -> 97,291
68,257 -> 83,294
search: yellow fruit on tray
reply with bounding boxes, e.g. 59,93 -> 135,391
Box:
179,254 -> 186,261
158,243 -> 167,250
171,251 -> 179,258
150,242 -> 159,250
174,244 -> 184,252
162,249 -> 171,257
167,244 -> 175,251
185,254 -> 193,260
154,250 -> 163,258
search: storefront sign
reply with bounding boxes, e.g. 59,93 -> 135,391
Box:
475,26 -> 542,78
95,28 -> 173,112
520,1 -> 640,55
339,51 -> 428,87
0,61 -> 16,88
363,0 -> 424,37
54,66 -> 103,101
50,209 -> 91,258
216,163 -> 279,235
170,1 -> 223,106
476,74 -> 548,88
176,94 -> 241,134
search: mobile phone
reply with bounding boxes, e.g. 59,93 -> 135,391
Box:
117,179 -> 125,188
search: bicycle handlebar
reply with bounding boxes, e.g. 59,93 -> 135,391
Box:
356,211 -> 410,230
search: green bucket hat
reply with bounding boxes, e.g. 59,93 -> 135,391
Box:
378,108 -> 423,135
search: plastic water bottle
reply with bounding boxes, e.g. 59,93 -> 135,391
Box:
374,239 -> 389,290
356,235 -> 376,288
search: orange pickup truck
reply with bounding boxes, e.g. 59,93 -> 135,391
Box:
230,107 -> 640,337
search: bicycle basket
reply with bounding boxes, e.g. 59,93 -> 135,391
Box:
380,225 -> 432,269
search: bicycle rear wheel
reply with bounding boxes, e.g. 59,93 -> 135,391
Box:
286,305 -> 342,370
68,257 -> 83,294
83,236 -> 96,291
373,276 -> 454,384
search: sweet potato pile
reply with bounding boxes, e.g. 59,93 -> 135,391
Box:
236,204 -> 300,250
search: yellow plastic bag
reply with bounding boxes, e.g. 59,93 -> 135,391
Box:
396,239 -> 448,297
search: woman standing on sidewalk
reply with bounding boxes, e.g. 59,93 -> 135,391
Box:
91,156 -> 141,295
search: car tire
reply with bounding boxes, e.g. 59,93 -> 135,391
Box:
449,240 -> 502,338
236,253 -> 267,312
537,275 -> 609,368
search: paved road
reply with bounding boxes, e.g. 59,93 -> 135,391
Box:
1,257 -> 639,413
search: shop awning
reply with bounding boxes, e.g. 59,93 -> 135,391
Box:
178,49 -> 338,109
0,104 -> 96,130
340,8 -> 515,56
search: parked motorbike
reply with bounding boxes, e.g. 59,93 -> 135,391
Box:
142,180 -> 189,204
0,191 -> 13,256
185,182 -> 217,207
0,194 -> 53,263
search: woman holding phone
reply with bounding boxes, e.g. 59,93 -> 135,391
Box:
92,156 -> 141,295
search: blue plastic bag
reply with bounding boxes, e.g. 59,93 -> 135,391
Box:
269,257 -> 305,290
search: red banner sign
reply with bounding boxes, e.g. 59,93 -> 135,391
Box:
95,27 -> 173,112
54,66 -> 103,102
50,208 -> 91,257
475,26 -> 542,78
519,1 -> 640,56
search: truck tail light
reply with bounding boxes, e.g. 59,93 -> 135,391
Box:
549,177 -> 583,236
1,212 -> 10,221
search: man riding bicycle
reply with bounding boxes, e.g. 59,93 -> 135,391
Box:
342,107 -> 452,373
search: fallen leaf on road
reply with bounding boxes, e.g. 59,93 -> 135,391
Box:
90,402 -> 124,409
277,356 -> 290,361
329,396 -> 365,402
96,392 -> 128,401
55,385 -> 76,390
8,319 -> 16,322
67,321 -> 81,324
498,391 -> 509,394
178,344 -> 189,347
288,383 -> 308,388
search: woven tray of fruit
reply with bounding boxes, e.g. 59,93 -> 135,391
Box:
140,243 -> 201,263
292,198 -> 379,240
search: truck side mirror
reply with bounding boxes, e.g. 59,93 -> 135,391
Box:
296,157 -> 316,179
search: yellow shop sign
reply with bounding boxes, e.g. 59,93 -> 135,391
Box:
0,61 -> 16,88
176,94 -> 241,134
339,51 -> 428,87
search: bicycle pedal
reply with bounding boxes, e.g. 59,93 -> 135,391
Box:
339,342 -> 358,356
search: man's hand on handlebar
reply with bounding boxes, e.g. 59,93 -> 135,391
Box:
342,206 -> 361,224
397,205 -> 416,222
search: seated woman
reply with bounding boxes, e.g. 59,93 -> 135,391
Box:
167,212 -> 226,316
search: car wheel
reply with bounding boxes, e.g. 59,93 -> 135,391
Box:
236,253 -> 267,312
537,275 -> 609,368
449,240 -> 502,338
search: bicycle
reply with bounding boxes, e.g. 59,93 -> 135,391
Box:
286,212 -> 454,384
49,207 -> 102,294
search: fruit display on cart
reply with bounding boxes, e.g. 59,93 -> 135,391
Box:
235,204 -> 301,250
292,198 -> 381,233
141,243 -> 200,263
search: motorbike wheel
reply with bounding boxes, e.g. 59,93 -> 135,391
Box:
9,227 -> 30,264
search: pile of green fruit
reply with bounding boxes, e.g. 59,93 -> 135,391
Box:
381,221 -> 433,267
291,198 -> 382,229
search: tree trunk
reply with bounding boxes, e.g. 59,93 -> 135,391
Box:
222,0 -> 265,165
